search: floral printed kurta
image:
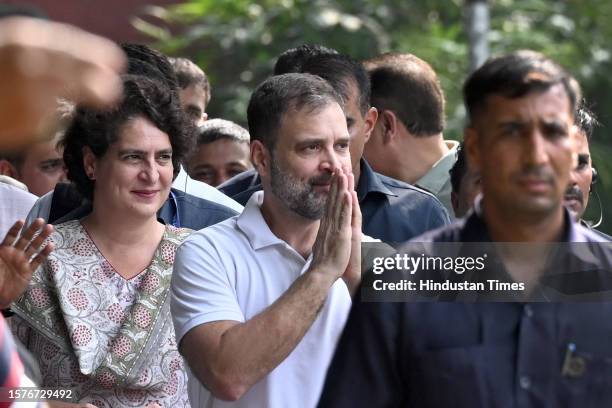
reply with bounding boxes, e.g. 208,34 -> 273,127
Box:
11,220 -> 192,407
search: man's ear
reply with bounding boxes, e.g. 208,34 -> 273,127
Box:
451,191 -> 459,217
362,107 -> 378,144
464,126 -> 481,172
380,109 -> 400,145
0,159 -> 18,178
251,140 -> 271,178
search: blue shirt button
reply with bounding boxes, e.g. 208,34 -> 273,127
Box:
520,376 -> 531,390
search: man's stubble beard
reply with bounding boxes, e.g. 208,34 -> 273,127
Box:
270,158 -> 330,220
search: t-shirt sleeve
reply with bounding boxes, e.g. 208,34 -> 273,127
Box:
171,231 -> 245,344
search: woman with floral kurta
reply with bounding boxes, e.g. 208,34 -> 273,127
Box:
11,75 -> 194,408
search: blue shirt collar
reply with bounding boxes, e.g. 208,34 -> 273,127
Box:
469,195 -> 581,242
356,159 -> 396,202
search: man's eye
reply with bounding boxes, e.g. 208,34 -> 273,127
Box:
195,173 -> 213,183
40,161 -> 63,172
123,154 -> 141,162
335,142 -> 349,150
304,145 -> 320,152
501,127 -> 521,137
576,163 -> 588,170
187,108 -> 202,119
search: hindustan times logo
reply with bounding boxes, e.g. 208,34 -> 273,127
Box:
372,253 -> 488,275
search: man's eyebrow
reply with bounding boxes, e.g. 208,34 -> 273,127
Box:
542,119 -> 569,131
577,153 -> 590,163
40,158 -> 62,164
335,136 -> 351,144
497,120 -> 525,130
295,138 -> 327,146
192,164 -> 213,172
118,149 -> 145,155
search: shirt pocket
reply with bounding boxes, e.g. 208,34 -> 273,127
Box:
559,349 -> 612,408
409,343 -> 514,408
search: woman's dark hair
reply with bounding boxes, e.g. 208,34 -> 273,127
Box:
62,74 -> 195,201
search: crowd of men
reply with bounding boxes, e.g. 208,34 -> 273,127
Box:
0,11 -> 611,408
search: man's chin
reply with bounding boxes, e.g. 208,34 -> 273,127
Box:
563,200 -> 583,221
511,195 -> 560,216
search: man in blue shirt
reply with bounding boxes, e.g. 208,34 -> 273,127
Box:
317,50 -> 612,408
219,52 -> 450,244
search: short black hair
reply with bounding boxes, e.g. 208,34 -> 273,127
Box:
62,75 -> 195,201
575,102 -> 599,140
169,57 -> 211,103
122,43 -> 179,93
247,73 -> 342,151
449,142 -> 468,195
464,50 -> 581,123
273,44 -> 338,75
365,52 -> 445,137
197,119 -> 249,145
300,53 -> 370,115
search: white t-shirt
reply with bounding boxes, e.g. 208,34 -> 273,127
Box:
173,166 -> 244,213
171,191 -> 352,408
0,182 -> 37,238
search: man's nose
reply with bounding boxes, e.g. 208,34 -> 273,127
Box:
523,130 -> 549,167
320,148 -> 342,173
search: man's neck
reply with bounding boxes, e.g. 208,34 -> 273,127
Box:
260,193 -> 320,259
482,200 -> 567,242
352,159 -> 361,187
389,133 -> 448,184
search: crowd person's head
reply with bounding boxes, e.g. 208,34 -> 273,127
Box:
0,100 -> 74,196
247,73 -> 350,220
169,57 -> 211,126
362,53 -> 445,168
273,43 -> 338,75
564,104 -> 598,222
463,50 -> 581,227
62,75 -> 194,217
449,143 -> 481,218
187,119 -> 251,187
300,53 -> 377,178
123,43 -> 178,91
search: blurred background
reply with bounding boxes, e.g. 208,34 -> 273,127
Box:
6,0 -> 612,233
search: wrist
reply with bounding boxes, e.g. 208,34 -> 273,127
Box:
305,264 -> 338,289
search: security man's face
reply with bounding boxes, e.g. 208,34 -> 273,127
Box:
466,84 -> 574,219
564,131 -> 592,221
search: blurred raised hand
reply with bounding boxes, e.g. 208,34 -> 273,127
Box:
0,218 -> 54,307
0,17 -> 126,149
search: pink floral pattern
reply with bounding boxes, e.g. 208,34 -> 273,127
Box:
11,220 -> 192,407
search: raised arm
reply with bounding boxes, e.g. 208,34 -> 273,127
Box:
176,171 -> 360,401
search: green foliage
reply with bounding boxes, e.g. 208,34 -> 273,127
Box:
140,0 -> 612,233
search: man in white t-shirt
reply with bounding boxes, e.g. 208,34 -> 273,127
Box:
171,73 -> 362,408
